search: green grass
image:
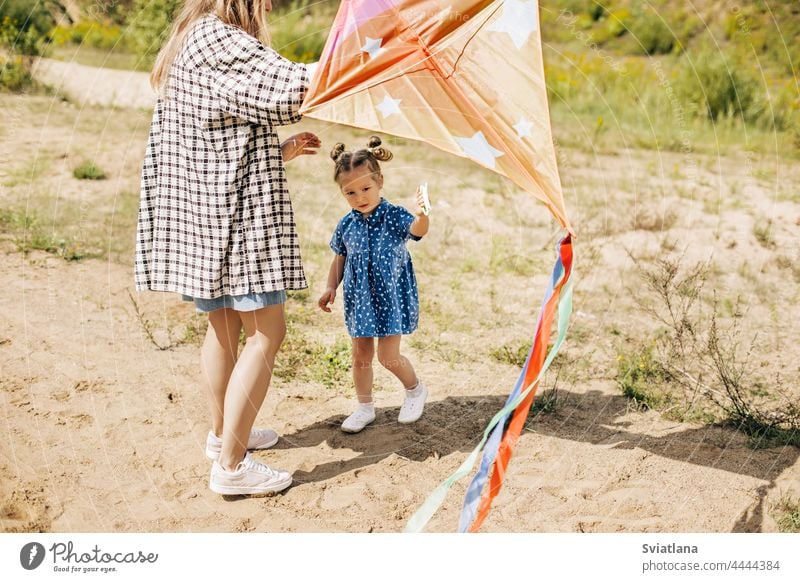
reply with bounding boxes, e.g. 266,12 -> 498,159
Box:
73,160 -> 106,180
3,156 -> 50,187
490,340 -> 532,368
0,206 -> 101,261
772,495 -> 800,533
753,219 -> 776,249
617,344 -> 670,410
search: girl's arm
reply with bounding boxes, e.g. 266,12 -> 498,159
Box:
409,186 -> 430,237
318,254 -> 346,312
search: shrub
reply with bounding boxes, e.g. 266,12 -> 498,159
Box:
73,161 -> 106,180
629,8 -> 675,55
125,0 -> 180,61
0,1 -> 55,55
50,21 -> 125,50
676,50 -> 757,122
0,54 -> 33,91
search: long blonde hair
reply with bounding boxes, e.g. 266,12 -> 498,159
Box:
150,0 -> 271,91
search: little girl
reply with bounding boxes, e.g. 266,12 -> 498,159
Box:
318,137 -> 430,433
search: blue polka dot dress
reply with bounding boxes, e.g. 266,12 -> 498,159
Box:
330,198 -> 422,338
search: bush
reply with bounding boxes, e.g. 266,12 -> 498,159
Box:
50,21 -> 125,50
73,161 -> 106,180
677,50 -> 757,121
0,0 -> 55,55
629,8 -> 675,55
125,0 -> 180,61
0,54 -> 33,91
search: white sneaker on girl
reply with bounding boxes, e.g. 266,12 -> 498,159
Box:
204,428 -> 279,461
209,452 -> 291,496
398,382 -> 428,423
341,403 -> 376,433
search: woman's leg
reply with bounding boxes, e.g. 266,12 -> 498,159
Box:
376,335 -> 418,388
201,308 -> 243,437
218,304 -> 286,470
351,337 -> 376,403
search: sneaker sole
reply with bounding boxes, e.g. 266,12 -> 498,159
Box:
205,434 -> 280,461
209,475 -> 292,496
340,420 -> 374,433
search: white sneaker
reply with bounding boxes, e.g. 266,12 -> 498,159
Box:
398,382 -> 428,424
341,403 -> 376,433
204,428 -> 279,461
209,452 -> 292,496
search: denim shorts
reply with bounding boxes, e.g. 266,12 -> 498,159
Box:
181,290 -> 286,313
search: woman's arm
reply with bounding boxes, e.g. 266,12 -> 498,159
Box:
208,23 -> 309,126
281,132 -> 321,162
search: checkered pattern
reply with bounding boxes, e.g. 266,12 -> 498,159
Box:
135,14 -> 310,298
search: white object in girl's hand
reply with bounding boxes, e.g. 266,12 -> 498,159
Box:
419,182 -> 431,215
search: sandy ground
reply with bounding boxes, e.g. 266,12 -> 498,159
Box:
1,67 -> 799,533
1,247 -> 797,533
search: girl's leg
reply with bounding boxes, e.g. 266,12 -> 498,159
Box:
351,336 -> 376,403
218,304 -> 286,470
377,335 -> 427,423
341,337 -> 377,433
201,308 -> 243,436
376,335 -> 418,389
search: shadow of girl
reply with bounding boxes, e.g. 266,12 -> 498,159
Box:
273,394 -> 508,484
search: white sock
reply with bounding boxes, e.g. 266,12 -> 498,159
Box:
404,382 -> 423,398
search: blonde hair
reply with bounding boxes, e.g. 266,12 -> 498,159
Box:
150,0 -> 272,91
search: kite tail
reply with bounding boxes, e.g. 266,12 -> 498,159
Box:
464,233 -> 573,532
405,234 -> 574,533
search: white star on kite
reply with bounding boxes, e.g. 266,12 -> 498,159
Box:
488,0 -> 539,49
376,95 -> 402,118
361,36 -> 384,60
513,117 -> 534,139
455,131 -> 504,169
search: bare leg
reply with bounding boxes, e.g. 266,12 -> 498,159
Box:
351,337 -> 375,403
377,335 -> 418,389
218,304 -> 286,471
201,308 -> 242,436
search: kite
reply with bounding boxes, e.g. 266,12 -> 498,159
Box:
299,0 -> 575,532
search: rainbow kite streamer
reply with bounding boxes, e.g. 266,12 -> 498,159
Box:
300,0 -> 575,531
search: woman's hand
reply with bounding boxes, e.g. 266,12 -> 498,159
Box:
281,132 -> 321,162
318,287 -> 337,312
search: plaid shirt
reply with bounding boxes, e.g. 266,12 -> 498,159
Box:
135,14 -> 310,298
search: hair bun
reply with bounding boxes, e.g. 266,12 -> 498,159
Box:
366,136 -> 393,162
330,142 -> 347,162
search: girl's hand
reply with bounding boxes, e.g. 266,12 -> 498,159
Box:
414,185 -> 428,216
318,288 -> 337,312
282,132 -> 321,162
